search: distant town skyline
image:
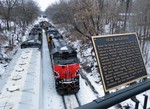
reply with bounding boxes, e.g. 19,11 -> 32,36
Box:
34,0 -> 59,11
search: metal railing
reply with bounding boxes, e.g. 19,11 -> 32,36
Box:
76,79 -> 150,109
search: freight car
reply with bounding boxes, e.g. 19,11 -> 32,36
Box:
21,27 -> 42,49
21,35 -> 42,49
29,27 -> 42,36
21,35 -> 41,49
39,21 -> 50,31
47,29 -> 62,45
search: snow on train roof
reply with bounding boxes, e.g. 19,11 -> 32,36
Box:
60,46 -> 68,51
0,48 -> 41,109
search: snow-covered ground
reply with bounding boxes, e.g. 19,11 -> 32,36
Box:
0,17 -> 150,109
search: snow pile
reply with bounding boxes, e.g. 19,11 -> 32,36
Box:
60,46 -> 68,50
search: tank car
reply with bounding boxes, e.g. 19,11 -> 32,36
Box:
21,34 -> 42,49
29,26 -> 42,39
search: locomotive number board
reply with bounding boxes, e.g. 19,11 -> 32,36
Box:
92,33 -> 147,92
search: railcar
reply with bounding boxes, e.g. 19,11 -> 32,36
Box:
29,27 -> 42,38
21,34 -> 42,49
39,21 -> 50,31
47,29 -> 62,45
50,37 -> 80,95
47,29 -> 61,37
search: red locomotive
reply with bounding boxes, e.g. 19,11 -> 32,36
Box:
47,29 -> 80,95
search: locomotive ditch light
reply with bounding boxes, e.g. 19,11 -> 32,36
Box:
76,70 -> 80,75
54,72 -> 60,77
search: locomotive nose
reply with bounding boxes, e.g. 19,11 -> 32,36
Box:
64,71 -> 72,79
65,72 -> 70,76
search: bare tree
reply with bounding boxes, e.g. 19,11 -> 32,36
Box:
0,0 -> 18,30
13,0 -> 39,28
130,0 -> 150,51
0,0 -> 40,31
46,0 -> 150,48
0,0 -> 40,50
46,0 -> 125,36
46,0 -> 106,39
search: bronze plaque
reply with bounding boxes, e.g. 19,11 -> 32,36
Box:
92,33 -> 147,92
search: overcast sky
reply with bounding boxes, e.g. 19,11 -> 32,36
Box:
34,0 -> 59,11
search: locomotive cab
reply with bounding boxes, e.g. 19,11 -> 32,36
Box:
51,45 -> 80,95
47,28 -> 80,95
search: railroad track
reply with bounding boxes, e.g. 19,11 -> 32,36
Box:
42,23 -> 99,109
62,94 -> 81,109
60,73 -> 100,109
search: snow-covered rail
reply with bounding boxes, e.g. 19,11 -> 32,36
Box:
0,48 -> 41,109
62,94 -> 81,109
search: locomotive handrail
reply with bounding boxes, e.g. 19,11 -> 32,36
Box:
76,79 -> 150,109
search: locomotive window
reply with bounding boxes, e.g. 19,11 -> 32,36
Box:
66,52 -> 76,58
53,52 -> 77,60
53,54 -> 62,59
53,52 -> 78,65
67,52 -> 77,59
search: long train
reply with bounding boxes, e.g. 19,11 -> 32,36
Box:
21,21 -> 80,95
0,29 -> 42,109
44,21 -> 80,95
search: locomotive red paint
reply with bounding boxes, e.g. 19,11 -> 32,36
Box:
45,23 -> 80,95
54,64 -> 80,79
52,49 -> 80,95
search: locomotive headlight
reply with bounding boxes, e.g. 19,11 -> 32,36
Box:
54,72 -> 60,78
76,70 -> 80,75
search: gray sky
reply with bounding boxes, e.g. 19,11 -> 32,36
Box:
34,0 -> 59,11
